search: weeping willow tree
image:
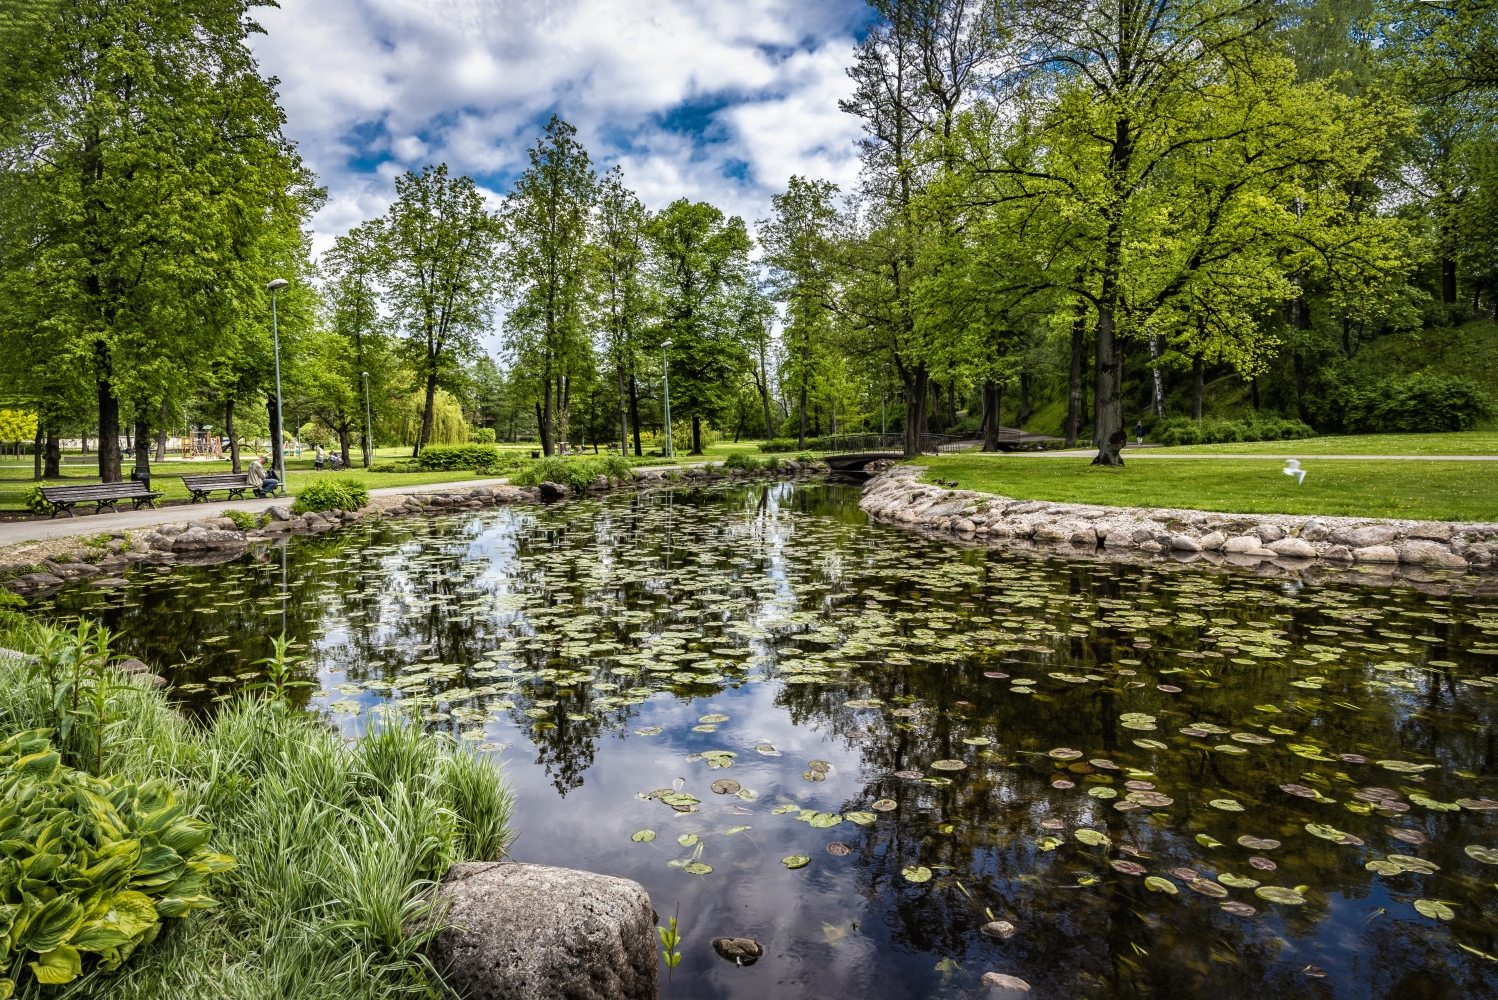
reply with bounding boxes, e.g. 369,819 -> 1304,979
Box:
387,389 -> 471,447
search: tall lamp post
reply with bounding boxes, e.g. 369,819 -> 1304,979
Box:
361,371 -> 374,469
266,278 -> 289,493
660,339 -> 673,459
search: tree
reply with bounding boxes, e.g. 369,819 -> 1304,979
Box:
645,200 -> 752,454
322,223 -> 398,466
501,117 -> 596,456
376,163 -> 500,457
0,0 -> 314,481
590,166 -> 650,456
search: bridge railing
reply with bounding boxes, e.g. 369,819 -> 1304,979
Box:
818,432 -> 980,456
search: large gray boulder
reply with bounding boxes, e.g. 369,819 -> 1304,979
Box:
427,862 -> 658,1000
538,481 -> 572,502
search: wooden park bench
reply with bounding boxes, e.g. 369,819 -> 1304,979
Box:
63,455 -> 94,465
39,481 -> 162,518
181,472 -> 254,502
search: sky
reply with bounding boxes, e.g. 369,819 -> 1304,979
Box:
248,0 -> 875,257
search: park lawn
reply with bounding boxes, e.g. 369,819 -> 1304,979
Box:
1146,429 -> 1498,456
914,455 -> 1498,521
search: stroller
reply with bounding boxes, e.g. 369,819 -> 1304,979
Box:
328,452 -> 345,471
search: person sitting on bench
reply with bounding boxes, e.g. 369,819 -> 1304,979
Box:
247,454 -> 281,497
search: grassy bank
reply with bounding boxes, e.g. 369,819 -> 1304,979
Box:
914,455 -> 1498,521
0,620 -> 512,1000
1141,429 -> 1498,455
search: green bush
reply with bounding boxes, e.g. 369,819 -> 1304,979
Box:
0,728 -> 235,992
469,427 -> 496,444
1345,372 -> 1493,433
759,438 -> 800,453
415,444 -> 503,471
512,455 -> 634,492
290,477 -> 369,515
722,452 -> 761,471
797,451 -> 816,463
221,509 -> 255,530
1150,416 -> 1317,446
23,483 -> 58,514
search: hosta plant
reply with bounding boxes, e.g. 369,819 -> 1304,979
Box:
0,729 -> 235,995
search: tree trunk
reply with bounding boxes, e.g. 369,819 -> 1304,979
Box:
134,416 -> 151,482
902,367 -> 928,458
1148,334 -> 1166,419
534,401 -> 545,450
1192,354 -> 1204,423
1066,312 -> 1084,447
931,381 -> 946,433
797,382 -> 808,449
338,425 -> 351,467
225,398 -> 241,472
982,381 -> 1001,452
1442,256 -> 1457,305
416,370 -> 438,457
628,373 -> 643,456
1018,373 -> 1030,427
947,381 -> 957,427
1091,305 -> 1125,466
45,426 -> 60,478
96,364 -> 121,483
616,362 -> 630,456
1249,376 -> 1260,410
758,369 -> 773,441
690,415 -> 703,455
557,374 -> 571,449
1292,352 -> 1308,423
267,394 -> 284,477
155,400 -> 168,462
32,421 -> 43,480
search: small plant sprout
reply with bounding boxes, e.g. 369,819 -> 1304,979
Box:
249,632 -> 313,707
657,903 -> 683,979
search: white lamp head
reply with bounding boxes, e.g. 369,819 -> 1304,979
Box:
266,278 -> 290,292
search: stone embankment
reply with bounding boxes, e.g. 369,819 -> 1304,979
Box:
2,459 -> 830,599
860,465 -> 1498,579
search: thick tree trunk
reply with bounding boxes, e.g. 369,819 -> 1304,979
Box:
1018,373 -> 1030,427
155,400 -> 168,462
1091,305 -> 1125,466
982,381 -> 1001,452
1293,352 -> 1308,423
416,370 -> 438,457
338,426 -> 351,468
32,421 -> 43,480
540,378 -> 555,456
902,367 -> 928,458
134,416 -> 150,482
797,382 -> 808,449
931,381 -> 946,433
1192,354 -> 1204,423
759,375 -> 773,442
1249,376 -> 1260,410
267,394 -> 284,477
1066,313 -> 1084,447
628,374 -> 642,456
225,399 -> 241,472
1442,257 -> 1457,305
690,415 -> 703,455
96,364 -> 121,483
45,426 -> 60,478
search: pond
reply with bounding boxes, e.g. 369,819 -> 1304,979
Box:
37,481 -> 1498,999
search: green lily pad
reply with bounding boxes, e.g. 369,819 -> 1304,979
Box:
698,713 -> 729,723
692,724 -> 718,732
678,833 -> 699,847
1209,799 -> 1244,812
962,736 -> 992,746
1413,898 -> 1454,920
1465,845 -> 1498,864
1132,739 -> 1169,751
782,855 -> 810,869
808,812 -> 843,828
1145,876 -> 1178,894
902,865 -> 933,883
1196,834 -> 1224,848
631,829 -> 656,842
683,862 -> 713,875
1255,886 -> 1307,905
1074,829 -> 1110,847
872,798 -> 898,811
1378,760 -> 1438,773
1218,873 -> 1260,888
930,759 -> 967,771
844,811 -> 877,825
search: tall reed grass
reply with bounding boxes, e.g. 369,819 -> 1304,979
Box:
0,622 -> 513,1000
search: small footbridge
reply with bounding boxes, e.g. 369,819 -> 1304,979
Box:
821,429 -> 1063,471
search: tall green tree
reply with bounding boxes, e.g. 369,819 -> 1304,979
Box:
590,166 -> 650,457
645,200 -> 752,454
501,116 -> 597,456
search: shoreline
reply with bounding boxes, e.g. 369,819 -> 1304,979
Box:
860,465 -> 1498,587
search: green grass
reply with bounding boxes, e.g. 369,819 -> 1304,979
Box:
1141,429 -> 1498,455
916,454 -> 1498,520
0,621 -> 512,1000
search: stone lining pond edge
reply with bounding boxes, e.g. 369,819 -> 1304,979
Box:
860,464 -> 1498,580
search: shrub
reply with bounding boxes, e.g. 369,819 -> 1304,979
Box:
722,452 -> 761,471
797,451 -> 816,463
1346,371 -> 1493,433
759,438 -> 800,453
0,728 -> 235,991
290,477 -> 369,515
415,443 -> 503,472
221,508 -> 255,530
1150,416 -> 1316,446
470,426 -> 497,444
23,483 -> 60,514
511,454 -> 634,492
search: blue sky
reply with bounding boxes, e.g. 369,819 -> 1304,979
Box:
249,0 -> 874,255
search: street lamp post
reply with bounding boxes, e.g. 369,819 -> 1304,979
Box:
660,340 -> 673,459
266,278 -> 289,493
361,371 -> 374,469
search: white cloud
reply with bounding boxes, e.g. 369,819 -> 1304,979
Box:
250,0 -> 871,255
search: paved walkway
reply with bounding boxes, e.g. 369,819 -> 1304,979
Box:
983,450 -> 1498,460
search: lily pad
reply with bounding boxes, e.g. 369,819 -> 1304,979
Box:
1255,886 -> 1307,905
808,812 -> 843,829
827,842 -> 852,856
1237,835 -> 1281,850
1075,829 -> 1110,847
782,855 -> 810,869
872,799 -> 898,811
682,862 -> 713,875
980,973 -> 1030,992
902,865 -> 933,883
1188,878 -> 1229,898
844,811 -> 877,826
1219,901 -> 1257,916
1218,873 -> 1260,889
711,779 -> 741,795
1413,898 -> 1455,920
698,713 -> 730,723
755,744 -> 781,756
678,833 -> 699,847
1048,748 -> 1083,760
1465,845 -> 1498,864
1209,799 -> 1245,812
631,829 -> 656,842
1132,739 -> 1169,751
1196,834 -> 1224,848
1378,760 -> 1438,773
1306,823 -> 1362,845
1110,860 -> 1147,875
962,736 -> 992,746
930,759 -> 968,771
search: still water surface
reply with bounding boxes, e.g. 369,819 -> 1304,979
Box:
40,482 -> 1498,999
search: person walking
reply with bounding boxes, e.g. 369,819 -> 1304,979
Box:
314,444 -> 325,472
1135,420 -> 1145,446
247,453 -> 281,497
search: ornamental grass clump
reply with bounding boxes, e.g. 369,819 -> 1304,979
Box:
289,477 -> 369,515
512,454 -> 633,492
0,729 -> 235,996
